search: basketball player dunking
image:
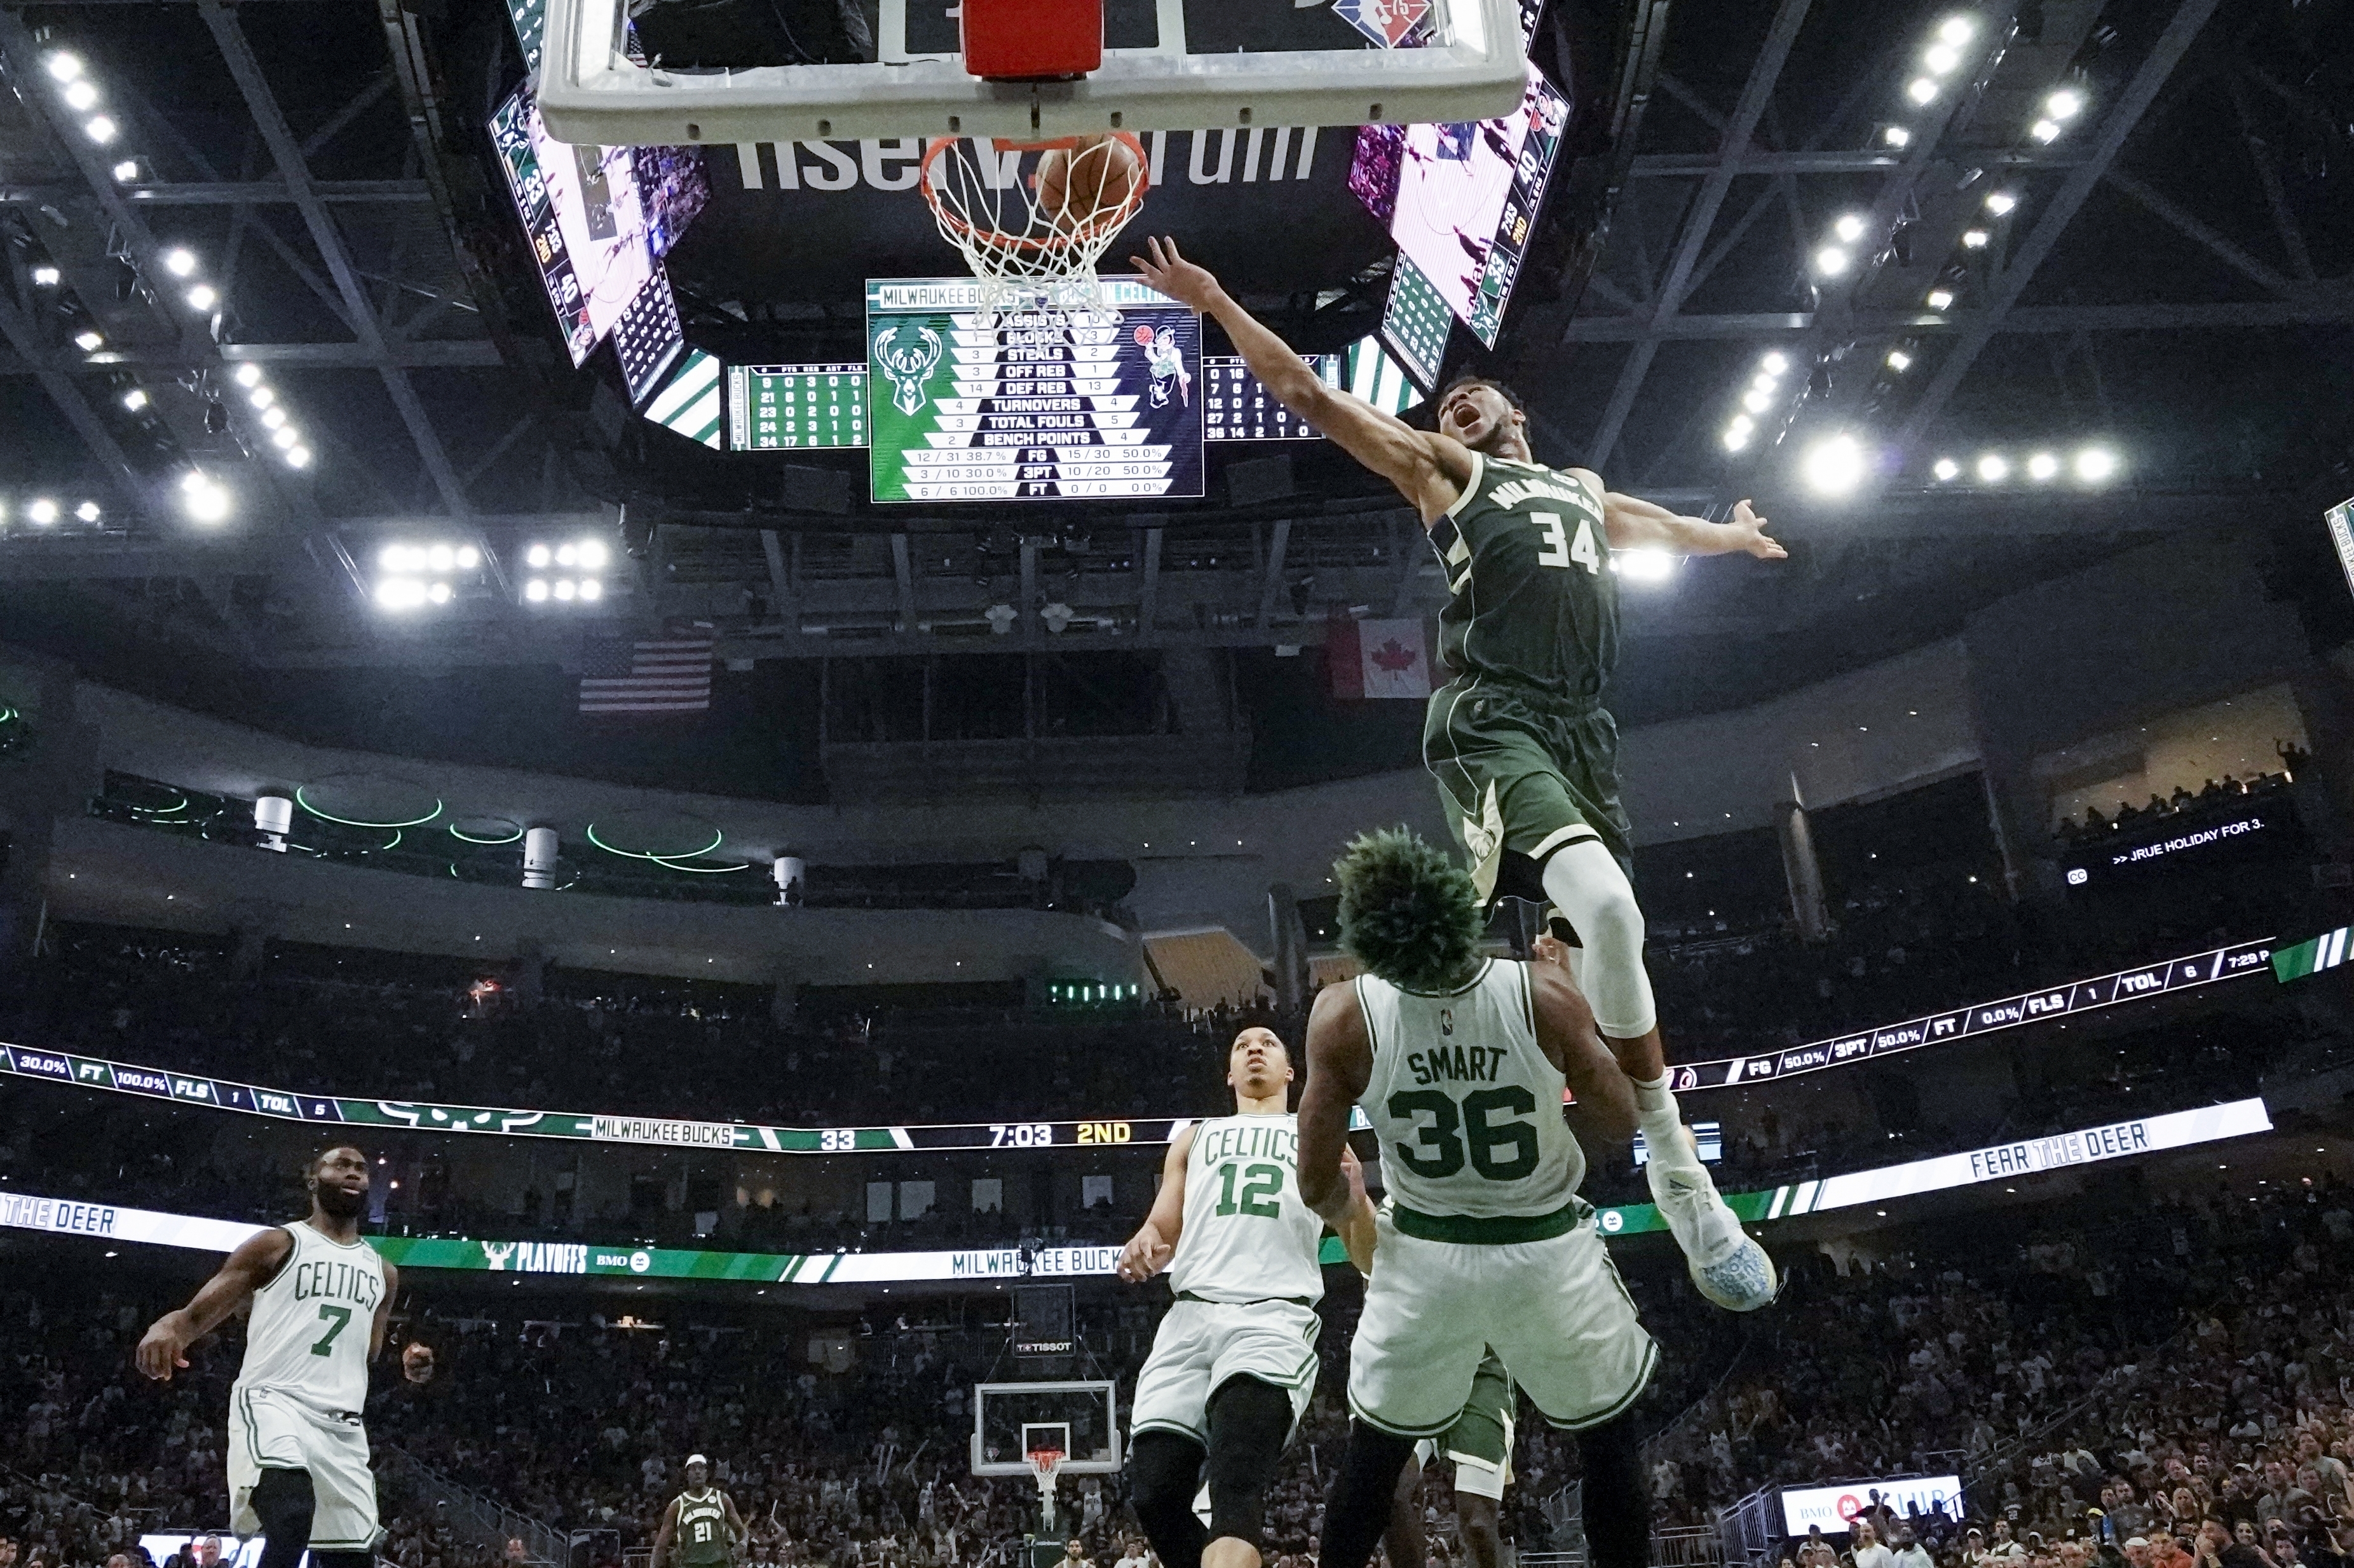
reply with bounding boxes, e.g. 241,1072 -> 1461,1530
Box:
1134,236 -> 1780,1314
136,1146 -> 434,1568
652,1456 -> 746,1568
1117,1027 -> 1377,1568
1291,828 -> 1652,1568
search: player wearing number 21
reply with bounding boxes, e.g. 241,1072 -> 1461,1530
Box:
1117,1028 -> 1377,1568
137,1147 -> 433,1568
1135,235 -> 1783,1318
653,1455 -> 747,1568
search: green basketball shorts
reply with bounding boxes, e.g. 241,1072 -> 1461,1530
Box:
1421,677 -> 1635,908
1413,1350 -> 1518,1499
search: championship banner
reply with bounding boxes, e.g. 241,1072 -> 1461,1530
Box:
0,940 -> 2273,1154
0,1099 -> 2273,1282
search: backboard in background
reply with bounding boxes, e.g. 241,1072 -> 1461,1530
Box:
972,1380 -> 1121,1476
538,0 -> 1526,148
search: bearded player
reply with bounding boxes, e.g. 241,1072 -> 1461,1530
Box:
1118,1027 -> 1377,1568
1134,236 -> 1780,1313
137,1147 -> 435,1568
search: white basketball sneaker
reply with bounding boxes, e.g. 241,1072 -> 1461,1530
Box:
1646,1138 -> 1778,1311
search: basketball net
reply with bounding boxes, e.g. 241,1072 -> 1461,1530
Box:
918,135 -> 1148,320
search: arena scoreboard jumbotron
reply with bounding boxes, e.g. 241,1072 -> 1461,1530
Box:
864,277 -> 1205,503
727,362 -> 869,449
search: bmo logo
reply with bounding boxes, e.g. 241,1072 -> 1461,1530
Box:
1779,1477 -> 1962,1536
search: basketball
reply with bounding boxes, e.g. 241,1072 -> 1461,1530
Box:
1035,133 -> 1143,233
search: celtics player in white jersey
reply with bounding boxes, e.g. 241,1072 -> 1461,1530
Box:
652,1456 -> 745,1568
137,1147 -> 434,1568
1135,236 -> 1779,1316
1117,1027 -> 1377,1568
1291,829 -> 1654,1568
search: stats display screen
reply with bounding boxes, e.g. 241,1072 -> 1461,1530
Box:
2327,496 -> 2354,601
729,363 -> 869,450
612,271 -> 684,408
1380,256 -> 1452,389
1204,355 -> 1335,441
866,277 -> 1204,503
487,85 -> 658,367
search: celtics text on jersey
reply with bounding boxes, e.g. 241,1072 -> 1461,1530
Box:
1164,1113 -> 1326,1304
1426,454 -> 1618,705
1353,960 -> 1587,1221
236,1220 -> 386,1412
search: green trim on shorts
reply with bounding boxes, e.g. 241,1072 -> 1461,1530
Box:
1530,1337 -> 1659,1433
1346,1395 -> 1460,1441
1130,1419 -> 1208,1446
1389,1198 -> 1588,1245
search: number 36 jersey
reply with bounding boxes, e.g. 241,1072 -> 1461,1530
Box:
1166,1112 -> 1326,1305
1356,959 -> 1586,1220
1428,452 -> 1618,705
236,1220 -> 386,1412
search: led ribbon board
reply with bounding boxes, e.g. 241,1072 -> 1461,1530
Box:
0,939 -> 2273,1152
0,1100 -> 2274,1280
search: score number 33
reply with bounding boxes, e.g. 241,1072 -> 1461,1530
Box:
1532,511 -> 1601,574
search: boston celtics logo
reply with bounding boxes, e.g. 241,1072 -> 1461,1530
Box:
874,325 -> 943,416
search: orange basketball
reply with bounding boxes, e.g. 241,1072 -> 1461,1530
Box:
1035,134 -> 1143,233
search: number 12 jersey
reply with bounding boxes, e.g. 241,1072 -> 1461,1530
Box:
1166,1112 -> 1325,1304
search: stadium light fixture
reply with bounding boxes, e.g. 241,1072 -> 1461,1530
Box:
1984,190 -> 2017,215
2030,119 -> 2062,144
111,159 -> 139,182
376,579 -> 427,611
249,387 -> 274,409
554,579 -> 578,600
1834,213 -> 1867,244
1760,352 -> 1789,375
84,116 -> 117,144
1882,125 -> 1911,148
27,498 -> 58,525
2074,446 -> 2118,483
163,248 -> 197,278
1613,549 -> 1677,583
1886,349 -> 1912,371
525,579 -> 550,602
31,266 -> 59,287
1800,433 -> 1868,496
1906,78 -> 1938,105
1926,288 -> 1955,311
1962,227 -> 1990,248
1923,42 -> 1961,74
1932,457 -> 1961,482
1938,15 -> 1975,44
458,545 -> 481,571
180,471 -> 231,523
1722,422 -> 1751,452
428,582 -> 452,605
1814,245 -> 1850,276
1976,453 -> 2009,482
75,501 -> 101,523
186,285 -> 217,311
2027,451 -> 2060,482
286,446 -> 311,468
2046,88 -> 2083,120
1750,371 -> 1778,394
526,544 -> 552,568
259,407 -> 286,430
62,79 -> 99,111
121,388 -> 147,412
269,425 -> 298,450
233,363 -> 262,388
1742,388 -> 1774,415
45,51 -> 84,81
580,578 -> 603,602
73,330 -> 104,353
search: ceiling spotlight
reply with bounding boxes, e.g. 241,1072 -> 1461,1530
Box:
428,581 -> 452,605
580,578 -> 604,602
75,501 -> 101,523
1962,227 -> 1990,248
2046,89 -> 2084,120
379,544 -> 409,570
45,51 -> 84,81
1815,245 -> 1851,276
63,80 -> 99,111
1722,426 -> 1751,452
1834,213 -> 1867,244
1760,352 -> 1789,376
1985,190 -> 2017,215
182,475 -> 231,523
1926,288 -> 1955,311
554,579 -> 578,601
1938,15 -> 1975,44
525,579 -> 550,602
111,159 -> 139,182
1886,349 -> 1912,371
186,285 -> 217,311
122,388 -> 148,412
259,407 -> 286,429
1932,457 -> 1961,482
578,539 -> 609,569
526,543 -> 552,568
1615,548 -> 1677,583
249,387 -> 274,409
269,425 -> 297,450
164,248 -> 197,277
1977,452 -> 2009,482
1742,388 -> 1774,414
1750,372 -> 1779,395
1924,43 -> 1961,74
457,545 -> 481,571
376,579 -> 425,611
556,543 -> 578,567
2027,451 -> 2060,481
233,363 -> 262,387
2030,119 -> 2062,144
32,266 -> 60,287
1882,125 -> 1911,149
2074,446 -> 2118,483
83,116 -> 118,144
28,499 -> 59,525
74,330 -> 104,353
1907,78 -> 1938,105
427,543 -> 454,571
285,446 -> 311,468
1801,433 -> 1868,496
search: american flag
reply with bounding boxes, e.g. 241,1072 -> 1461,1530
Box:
578,628 -> 715,716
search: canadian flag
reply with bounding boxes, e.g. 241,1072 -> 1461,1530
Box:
1329,616 -> 1432,700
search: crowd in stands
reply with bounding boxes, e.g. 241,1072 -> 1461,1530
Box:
2051,758 -> 2303,844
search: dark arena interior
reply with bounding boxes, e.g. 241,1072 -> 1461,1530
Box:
3,5 -> 2354,1568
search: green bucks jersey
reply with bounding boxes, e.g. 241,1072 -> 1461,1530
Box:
675,1489 -> 731,1565
1427,453 -> 1617,703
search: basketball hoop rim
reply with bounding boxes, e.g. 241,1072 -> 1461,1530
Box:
918,132 -> 1150,255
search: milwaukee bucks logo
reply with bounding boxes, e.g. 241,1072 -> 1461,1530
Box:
874,325 -> 943,416
479,1240 -> 517,1271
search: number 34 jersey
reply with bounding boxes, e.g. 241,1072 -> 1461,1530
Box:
1355,959 -> 1587,1220
1429,452 -> 1619,705
236,1220 -> 387,1412
1166,1112 -> 1326,1305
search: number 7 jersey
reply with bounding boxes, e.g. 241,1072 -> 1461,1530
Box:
1428,452 -> 1619,705
235,1220 -> 387,1412
1165,1112 -> 1326,1304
